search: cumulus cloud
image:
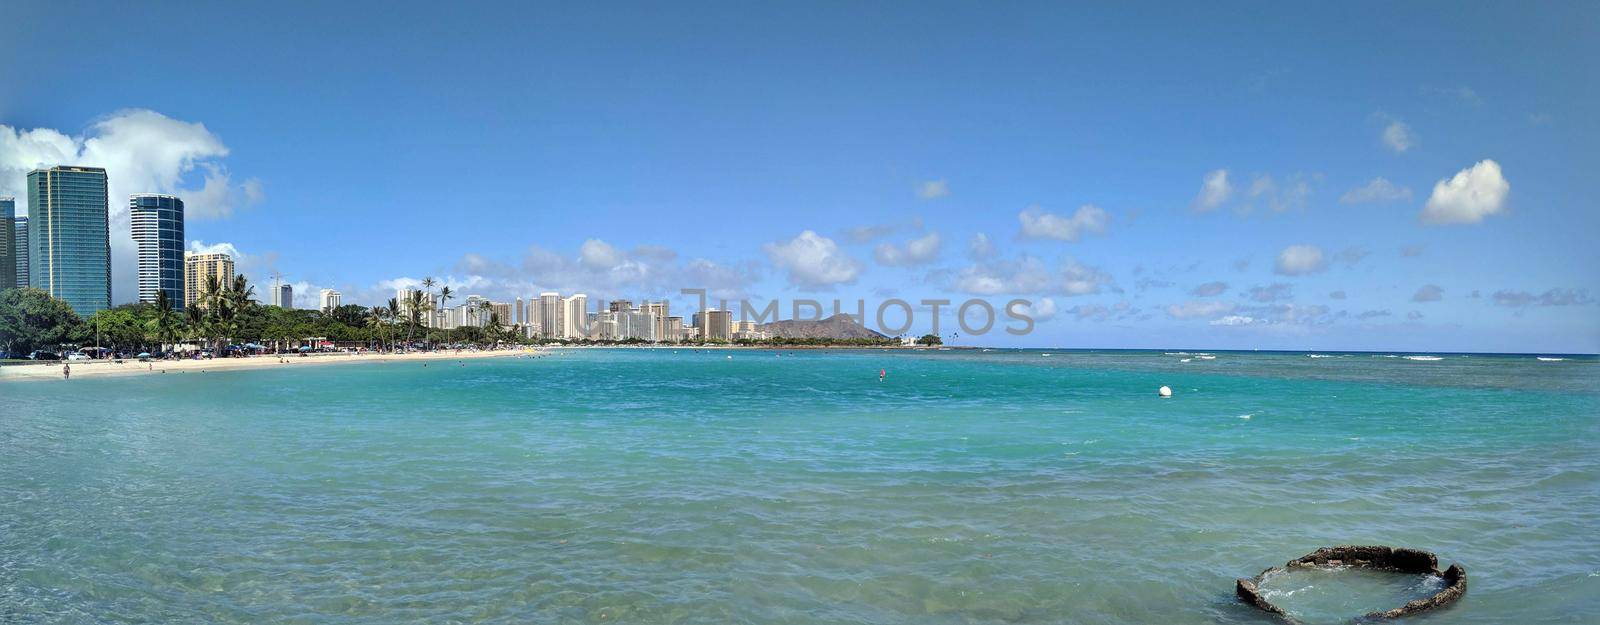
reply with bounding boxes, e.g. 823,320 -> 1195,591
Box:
1210,315 -> 1255,326
1018,298 -> 1058,322
1340,177 -> 1413,204
1335,247 -> 1369,267
1191,281 -> 1229,297
968,232 -> 996,260
1247,283 -> 1294,302
1274,245 -> 1328,276
1422,159 -> 1509,225
1412,284 -> 1444,302
1166,300 -> 1236,319
1018,204 -> 1109,242
1193,169 -> 1232,211
873,232 -> 942,267
947,256 -> 1115,296
1382,119 -> 1416,153
1491,288 -> 1595,308
579,239 -> 628,270
0,109 -> 263,303
764,230 -> 863,289
1246,173 -> 1315,213
916,179 -> 950,200
1407,310 -> 1424,320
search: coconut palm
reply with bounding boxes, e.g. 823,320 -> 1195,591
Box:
437,285 -> 454,348
147,289 -> 181,354
369,305 -> 390,351
476,300 -> 495,346
386,297 -> 401,351
404,290 -> 428,349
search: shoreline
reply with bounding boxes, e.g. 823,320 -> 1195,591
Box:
0,348 -> 535,382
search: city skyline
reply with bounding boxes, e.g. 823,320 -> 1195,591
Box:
1,4 -> 1597,352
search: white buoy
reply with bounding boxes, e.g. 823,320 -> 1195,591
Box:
1158,385 -> 1173,398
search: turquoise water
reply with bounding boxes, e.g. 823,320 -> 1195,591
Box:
1254,566 -> 1445,624
2,349 -> 1597,623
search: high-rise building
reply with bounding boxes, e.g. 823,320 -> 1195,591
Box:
539,292 -> 561,338
694,308 -> 733,341
185,252 -> 234,308
11,216 -> 27,289
641,301 -> 669,342
491,301 -> 512,327
562,294 -> 588,338
27,166 -> 111,316
514,297 -> 524,326
319,289 -> 342,312
0,197 -> 15,291
129,194 -> 186,308
270,281 -> 294,309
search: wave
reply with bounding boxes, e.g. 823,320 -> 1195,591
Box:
1402,355 -> 1444,361
1196,355 -> 1216,360
1536,357 -> 1566,362
1308,354 -> 1336,358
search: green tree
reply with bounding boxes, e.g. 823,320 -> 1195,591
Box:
915,333 -> 943,346
147,290 -> 181,353
0,288 -> 83,355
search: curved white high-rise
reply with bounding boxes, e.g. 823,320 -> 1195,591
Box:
130,194 -> 186,308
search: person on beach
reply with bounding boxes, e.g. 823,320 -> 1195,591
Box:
63,363 -> 70,380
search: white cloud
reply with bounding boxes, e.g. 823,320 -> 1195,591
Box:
1274,245 -> 1328,276
1017,204 -> 1109,242
1210,315 -> 1256,326
948,256 -> 1115,296
1422,159 -> 1510,225
1246,173 -> 1314,212
1191,281 -> 1228,297
1166,300 -> 1236,319
916,179 -> 950,200
0,109 -> 262,303
579,238 -> 627,270
1246,283 -> 1294,302
1412,284 -> 1444,302
1017,298 -> 1057,322
873,232 -> 942,267
968,232 -> 996,260
1382,119 -> 1416,153
764,230 -> 862,289
1193,169 -> 1232,211
1340,177 -> 1413,203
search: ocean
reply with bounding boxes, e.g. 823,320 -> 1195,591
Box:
2,349 -> 1596,623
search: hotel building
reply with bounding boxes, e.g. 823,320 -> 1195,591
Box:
185,252 -> 234,308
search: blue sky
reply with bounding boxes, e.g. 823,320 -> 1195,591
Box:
2,2 -> 1596,352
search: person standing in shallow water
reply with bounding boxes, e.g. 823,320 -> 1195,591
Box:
63,363 -> 70,380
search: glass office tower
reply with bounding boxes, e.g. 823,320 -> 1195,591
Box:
130,194 -> 186,309
13,217 -> 28,288
27,166 -> 111,317
0,197 -> 14,290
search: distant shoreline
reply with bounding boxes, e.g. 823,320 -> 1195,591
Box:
0,348 -> 533,382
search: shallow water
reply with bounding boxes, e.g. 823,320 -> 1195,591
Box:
1255,566 -> 1444,623
1,349 -> 1597,623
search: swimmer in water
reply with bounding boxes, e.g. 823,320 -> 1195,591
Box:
879,368 -> 886,381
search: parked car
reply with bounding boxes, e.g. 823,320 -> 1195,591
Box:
28,351 -> 62,361
66,353 -> 90,361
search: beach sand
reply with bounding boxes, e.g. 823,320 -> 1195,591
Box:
0,348 -> 535,382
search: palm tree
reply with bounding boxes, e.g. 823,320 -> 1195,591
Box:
147,290 -> 181,354
476,300 -> 495,347
369,305 -> 390,352
183,304 -> 205,354
386,297 -> 401,352
437,285 -> 454,348
421,277 -> 436,349
405,290 -> 428,349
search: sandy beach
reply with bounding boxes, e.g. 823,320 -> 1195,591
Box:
0,348 -> 536,382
